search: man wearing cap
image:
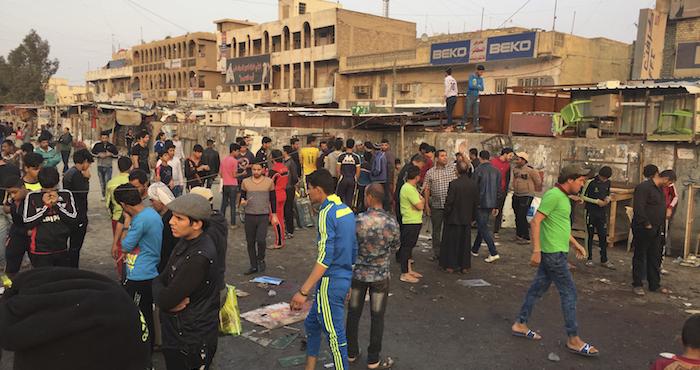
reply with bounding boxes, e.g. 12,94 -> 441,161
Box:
154,193 -> 220,369
91,131 -> 119,200
511,151 -> 542,244
463,64 -> 485,132
581,166 -> 615,269
34,132 -> 61,168
444,67 -> 458,127
512,165 -> 598,357
190,186 -> 229,294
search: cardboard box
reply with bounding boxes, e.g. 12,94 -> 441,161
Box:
590,94 -> 621,117
586,128 -> 600,138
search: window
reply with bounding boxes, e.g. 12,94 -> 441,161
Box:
293,32 -> 301,49
379,83 -> 388,98
314,26 -> 335,46
299,2 -> 306,14
517,77 -> 548,87
271,35 -> 282,52
495,78 -> 508,93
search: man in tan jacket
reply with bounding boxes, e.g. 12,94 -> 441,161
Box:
511,152 -> 542,244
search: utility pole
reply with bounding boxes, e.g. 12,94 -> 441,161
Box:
570,10 -> 576,34
382,0 -> 389,17
391,58 -> 397,113
552,0 -> 558,31
480,8 -> 485,31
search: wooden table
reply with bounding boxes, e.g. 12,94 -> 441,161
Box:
571,187 -> 634,249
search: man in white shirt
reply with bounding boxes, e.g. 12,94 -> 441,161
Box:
444,67 -> 458,127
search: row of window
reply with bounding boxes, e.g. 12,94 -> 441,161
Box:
223,26 -> 335,59
133,59 -> 197,73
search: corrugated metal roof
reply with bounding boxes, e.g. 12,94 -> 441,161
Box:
564,80 -> 700,93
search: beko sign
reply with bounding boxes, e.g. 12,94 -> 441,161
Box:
429,32 -> 537,65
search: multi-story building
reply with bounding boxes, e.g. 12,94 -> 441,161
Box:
214,0 -> 416,106
85,49 -> 133,103
131,32 -> 222,102
44,77 -> 91,105
338,28 -> 632,108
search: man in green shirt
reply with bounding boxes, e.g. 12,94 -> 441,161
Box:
511,165 -> 600,357
106,156 -> 133,281
398,165 -> 424,284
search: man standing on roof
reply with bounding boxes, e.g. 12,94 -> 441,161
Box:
444,67 -> 458,128
463,64 -> 485,132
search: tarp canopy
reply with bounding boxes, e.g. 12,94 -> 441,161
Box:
116,110 -> 142,126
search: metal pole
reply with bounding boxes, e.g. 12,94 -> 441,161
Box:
570,10 -> 576,34
480,8 -> 485,31
391,59 -> 397,113
552,0 -> 558,31
400,119 -> 405,163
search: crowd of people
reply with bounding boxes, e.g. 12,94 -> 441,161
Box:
0,123 -> 692,369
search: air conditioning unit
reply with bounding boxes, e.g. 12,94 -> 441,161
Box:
398,83 -> 411,93
353,86 -> 370,95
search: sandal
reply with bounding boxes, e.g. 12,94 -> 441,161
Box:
368,357 -> 394,369
400,274 -> 419,283
512,329 -> 542,340
567,342 -> 599,357
348,350 -> 361,364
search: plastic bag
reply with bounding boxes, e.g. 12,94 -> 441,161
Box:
219,284 -> 242,336
526,197 -> 541,223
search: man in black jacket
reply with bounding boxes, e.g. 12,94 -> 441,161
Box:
154,193 -> 219,370
190,186 -> 229,293
62,149 -> 94,268
202,139 -> 220,189
440,160 -> 479,273
631,165 -> 668,296
470,150 -> 501,263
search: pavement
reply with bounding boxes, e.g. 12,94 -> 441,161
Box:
1,165 -> 699,369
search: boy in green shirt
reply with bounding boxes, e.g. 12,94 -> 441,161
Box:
511,165 -> 600,358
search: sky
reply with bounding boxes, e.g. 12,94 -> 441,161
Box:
0,0 -> 656,84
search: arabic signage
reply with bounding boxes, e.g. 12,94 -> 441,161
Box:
631,9 -> 667,79
225,54 -> 271,85
164,59 -> 182,69
429,32 -> 537,65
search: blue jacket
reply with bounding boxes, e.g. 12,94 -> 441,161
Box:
473,162 -> 501,209
369,151 -> 387,183
122,207 -> 164,281
316,194 -> 357,280
467,73 -> 484,97
34,147 -> 62,168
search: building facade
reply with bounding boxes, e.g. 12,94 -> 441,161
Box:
85,49 -> 133,103
131,32 -> 222,102
214,0 -> 416,106
44,77 -> 90,106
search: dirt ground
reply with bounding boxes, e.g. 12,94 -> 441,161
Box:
1,167 -> 699,369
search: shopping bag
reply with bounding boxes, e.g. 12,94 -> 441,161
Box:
526,197 -> 541,223
219,284 -> 242,336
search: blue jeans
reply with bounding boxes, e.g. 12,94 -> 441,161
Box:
220,185 -> 238,225
463,95 -> 480,130
305,276 -> 350,369
97,166 -> 112,197
471,208 -> 498,256
517,252 -> 578,337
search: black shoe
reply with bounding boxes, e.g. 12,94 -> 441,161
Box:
244,267 -> 258,275
258,261 -> 266,273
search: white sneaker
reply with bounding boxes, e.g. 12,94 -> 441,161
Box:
470,251 -> 479,257
484,254 -> 500,263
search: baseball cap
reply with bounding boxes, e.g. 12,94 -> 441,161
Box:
515,151 -> 529,162
560,164 -> 590,179
166,193 -> 211,220
189,186 -> 214,204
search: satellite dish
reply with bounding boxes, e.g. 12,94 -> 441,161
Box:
420,33 -> 429,42
216,85 -> 223,93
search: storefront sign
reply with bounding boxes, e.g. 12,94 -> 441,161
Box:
485,32 -> 536,61
430,40 -> 470,65
631,8 -> 667,79
225,54 -> 271,85
469,38 -> 486,63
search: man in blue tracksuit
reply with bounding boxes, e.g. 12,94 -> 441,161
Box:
291,169 -> 357,370
463,64 -> 485,132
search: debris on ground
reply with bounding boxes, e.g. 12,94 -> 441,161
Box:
547,352 -> 560,362
685,310 -> 700,315
241,302 -> 310,329
236,289 -> 250,297
268,289 -> 277,297
598,278 -> 612,285
323,363 -> 335,368
250,276 -> 284,285
680,255 -> 700,268
269,333 -> 299,350
241,330 -> 273,347
456,279 -> 492,287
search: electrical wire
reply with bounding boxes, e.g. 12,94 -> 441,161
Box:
496,0 -> 533,28
123,0 -> 189,33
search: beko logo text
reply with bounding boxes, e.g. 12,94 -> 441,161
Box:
432,47 -> 468,59
489,40 -> 532,54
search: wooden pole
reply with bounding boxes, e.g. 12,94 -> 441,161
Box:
683,184 -> 696,259
400,119 -> 405,162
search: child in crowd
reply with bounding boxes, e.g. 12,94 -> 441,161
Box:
650,315 -> 700,369
22,152 -> 43,191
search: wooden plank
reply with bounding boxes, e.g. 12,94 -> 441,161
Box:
684,184 -> 696,259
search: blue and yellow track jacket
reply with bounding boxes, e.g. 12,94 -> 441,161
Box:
316,194 -> 357,280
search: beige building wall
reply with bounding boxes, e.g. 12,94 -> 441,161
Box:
46,78 -> 90,105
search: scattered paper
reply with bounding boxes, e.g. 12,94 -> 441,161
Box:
241,302 -> 310,329
456,279 -> 491,287
250,276 -> 284,285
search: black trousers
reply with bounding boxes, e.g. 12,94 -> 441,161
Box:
61,150 -> 70,173
445,96 -> 457,126
69,221 -> 88,268
399,224 -> 421,273
632,225 -> 663,291
512,195 -> 533,239
5,234 -> 29,274
439,224 -> 471,270
346,278 -> 389,365
336,177 -> 356,208
30,251 -> 70,268
382,182 -> 393,213
284,187 -> 296,234
245,214 -> 268,269
494,193 -> 507,234
124,279 -> 154,349
586,212 -> 608,263
163,342 -> 217,370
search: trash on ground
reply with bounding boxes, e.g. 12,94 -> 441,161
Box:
418,234 -> 431,240
283,325 -> 300,332
250,276 -> 284,285
548,352 -> 560,362
598,278 -> 611,285
456,279 -> 492,287
268,289 -> 277,297
324,363 -> 335,368
460,317 -> 465,321
420,249 -> 429,253
241,329 -> 273,347
683,303 -> 692,307
278,354 -> 306,367
685,310 -> 700,315
241,302 -> 311,329
236,289 -> 250,297
276,265 -> 285,270
269,333 -> 299,350
0,287 -> 4,295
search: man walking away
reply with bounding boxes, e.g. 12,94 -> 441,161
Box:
270,150 -> 289,249
631,165 -> 667,296
57,127 -> 73,173
62,149 -> 94,268
347,183 -> 399,369
325,138 -> 343,186
283,145 -> 299,238
155,194 -> 220,370
440,161 -> 479,273
336,139 -> 361,208
511,165 -> 598,358
444,67 -> 458,127
289,169 -> 357,370
115,183 -> 163,350
581,166 -> 614,269
491,147 -> 514,239
398,165 -> 425,283
511,152 -> 542,244
240,161 -> 279,275
471,150 -> 501,263
423,150 -> 457,262
203,139 -> 220,189
91,131 -> 119,200
220,143 -> 241,227
463,64 -> 485,132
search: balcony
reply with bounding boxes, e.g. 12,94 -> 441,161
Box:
85,66 -> 133,81
217,87 -> 334,105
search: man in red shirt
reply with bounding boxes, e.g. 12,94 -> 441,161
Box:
650,315 -> 700,369
490,147 -> 514,238
418,143 -> 435,185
